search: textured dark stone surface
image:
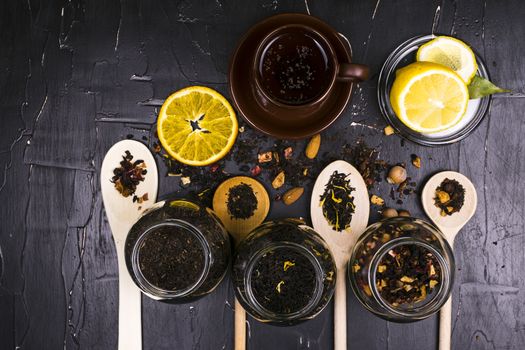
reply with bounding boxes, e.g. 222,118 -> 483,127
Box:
0,0 -> 524,349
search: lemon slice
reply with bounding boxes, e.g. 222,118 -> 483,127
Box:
157,86 -> 238,166
416,36 -> 478,84
390,62 -> 469,133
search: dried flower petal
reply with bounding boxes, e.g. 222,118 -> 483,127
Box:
258,151 -> 272,163
370,195 -> 385,206
384,125 -> 395,136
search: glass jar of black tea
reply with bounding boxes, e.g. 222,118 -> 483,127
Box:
125,199 -> 231,300
349,217 -> 454,322
233,219 -> 336,324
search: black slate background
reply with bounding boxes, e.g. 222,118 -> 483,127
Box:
1,0 -> 524,349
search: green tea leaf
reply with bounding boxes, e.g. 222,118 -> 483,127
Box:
468,75 -> 510,99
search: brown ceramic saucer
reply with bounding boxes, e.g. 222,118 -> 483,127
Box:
229,13 -> 358,139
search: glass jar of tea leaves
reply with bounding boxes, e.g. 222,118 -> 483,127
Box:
348,217 -> 454,322
125,199 -> 231,301
233,219 -> 336,324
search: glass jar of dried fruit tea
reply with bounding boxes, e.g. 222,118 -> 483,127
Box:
125,199 -> 231,301
348,217 -> 454,322
233,219 -> 336,324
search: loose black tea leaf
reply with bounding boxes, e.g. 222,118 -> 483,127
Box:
226,183 -> 258,219
111,150 -> 147,198
138,225 -> 205,291
251,248 -> 317,315
320,171 -> 356,232
375,244 -> 441,307
434,178 -> 465,216
468,75 -> 510,99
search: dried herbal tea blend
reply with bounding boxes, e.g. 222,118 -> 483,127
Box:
138,225 -> 205,291
111,150 -> 147,198
351,218 -> 450,313
434,178 -> 465,216
375,244 -> 441,307
227,183 -> 258,219
320,171 -> 356,232
251,248 -> 317,315
341,142 -> 388,189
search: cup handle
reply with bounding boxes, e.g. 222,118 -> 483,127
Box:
336,63 -> 370,82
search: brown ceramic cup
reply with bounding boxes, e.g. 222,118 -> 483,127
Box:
253,24 -> 369,109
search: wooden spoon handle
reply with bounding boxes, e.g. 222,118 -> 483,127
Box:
115,232 -> 142,350
234,298 -> 246,350
334,268 -> 347,350
438,297 -> 452,350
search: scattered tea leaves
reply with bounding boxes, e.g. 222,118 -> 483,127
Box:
341,142 -> 388,189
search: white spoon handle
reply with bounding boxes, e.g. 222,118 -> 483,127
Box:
115,228 -> 142,350
438,297 -> 452,350
334,267 -> 347,350
234,298 -> 246,350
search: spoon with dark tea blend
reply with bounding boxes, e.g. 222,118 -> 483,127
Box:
101,140 -> 158,350
311,160 -> 369,350
213,176 -> 270,241
213,176 -> 270,350
421,171 -> 477,350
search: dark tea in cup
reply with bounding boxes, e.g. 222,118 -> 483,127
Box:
254,24 -> 368,109
257,26 -> 334,106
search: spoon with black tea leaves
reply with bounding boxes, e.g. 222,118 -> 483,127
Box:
311,160 -> 369,350
101,140 -> 159,350
421,171 -> 477,350
212,176 -> 270,350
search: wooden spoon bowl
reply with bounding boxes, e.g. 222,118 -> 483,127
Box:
421,171 -> 477,350
101,140 -> 159,350
213,176 -> 270,350
310,160 -> 369,350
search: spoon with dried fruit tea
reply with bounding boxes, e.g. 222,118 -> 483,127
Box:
311,160 -> 369,350
421,171 -> 477,350
213,176 -> 270,350
101,140 -> 158,350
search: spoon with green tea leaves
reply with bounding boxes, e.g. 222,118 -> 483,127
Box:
101,140 -> 159,350
311,160 -> 369,350
421,171 -> 477,350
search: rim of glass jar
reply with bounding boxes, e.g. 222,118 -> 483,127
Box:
244,242 -> 325,322
131,219 -> 211,299
368,237 -> 452,319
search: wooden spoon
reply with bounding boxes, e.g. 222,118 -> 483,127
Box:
101,140 -> 159,350
212,176 -> 270,350
421,171 -> 477,350
311,160 -> 370,350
